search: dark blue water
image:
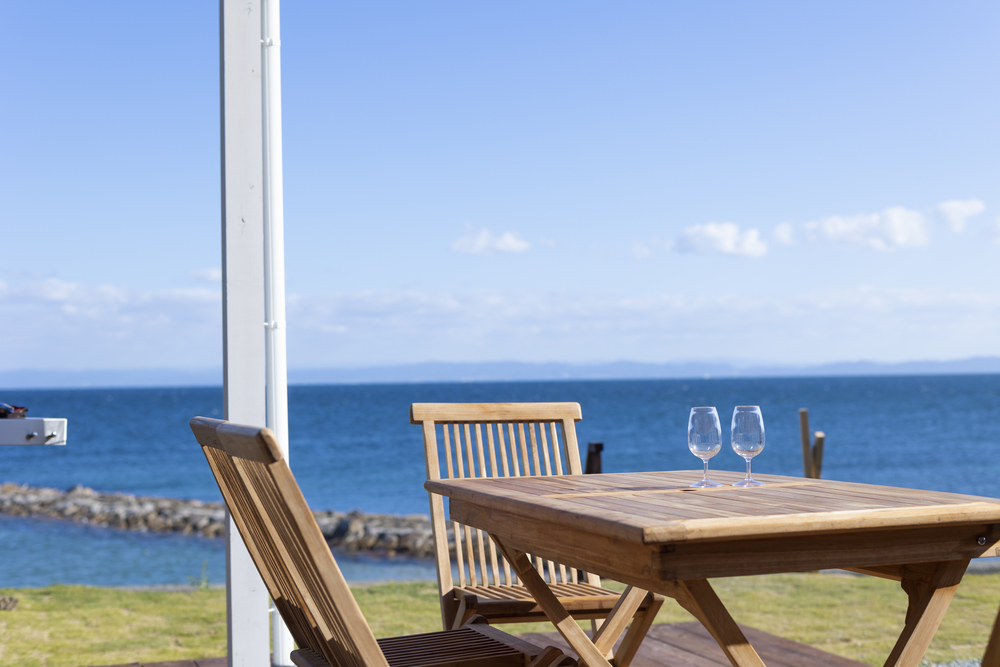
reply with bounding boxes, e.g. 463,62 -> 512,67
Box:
2,376 -> 998,586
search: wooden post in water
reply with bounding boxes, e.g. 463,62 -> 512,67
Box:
798,409 -> 826,479
812,431 -> 825,479
798,409 -> 813,478
585,442 -> 604,474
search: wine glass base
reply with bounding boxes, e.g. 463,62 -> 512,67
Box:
732,478 -> 766,487
690,478 -> 723,488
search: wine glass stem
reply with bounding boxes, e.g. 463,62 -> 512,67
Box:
702,460 -> 709,481
744,458 -> 752,482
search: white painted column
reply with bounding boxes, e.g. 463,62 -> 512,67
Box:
260,0 -> 294,663
220,1 -> 271,666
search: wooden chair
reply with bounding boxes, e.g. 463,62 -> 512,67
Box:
190,416 -> 574,667
411,403 -> 663,644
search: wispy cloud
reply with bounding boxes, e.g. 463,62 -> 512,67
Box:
631,242 -> 654,258
450,227 -> 530,255
801,207 -> 928,250
673,222 -> 767,258
190,267 -> 222,282
937,199 -> 985,232
0,276 -> 220,369
285,286 -> 1000,366
5,276 -> 1000,370
773,222 -> 795,245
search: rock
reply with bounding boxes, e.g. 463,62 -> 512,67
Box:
0,481 -> 435,559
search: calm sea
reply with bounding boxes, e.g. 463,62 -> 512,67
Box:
1,375 -> 998,587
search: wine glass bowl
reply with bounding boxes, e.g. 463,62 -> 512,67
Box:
688,407 -> 722,487
731,405 -> 765,487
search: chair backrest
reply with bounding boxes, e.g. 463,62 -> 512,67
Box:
411,403 -> 598,600
190,416 -> 389,667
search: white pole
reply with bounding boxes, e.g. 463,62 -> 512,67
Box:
261,0 -> 294,664
220,1 -> 271,666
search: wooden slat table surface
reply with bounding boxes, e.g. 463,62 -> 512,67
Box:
427,470 -> 1000,667
432,470 -> 1000,543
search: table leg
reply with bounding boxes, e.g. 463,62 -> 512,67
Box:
883,559 -> 969,667
983,601 -> 1000,667
493,538 -> 627,667
669,579 -> 766,667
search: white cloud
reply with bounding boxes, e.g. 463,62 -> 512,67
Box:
937,199 -> 985,232
0,276 -> 220,369
190,267 -> 222,282
4,275 -> 1000,369
673,222 -> 767,258
631,242 -> 653,258
450,228 -> 530,255
773,222 -> 794,245
285,286 -> 1000,366
802,207 -> 928,250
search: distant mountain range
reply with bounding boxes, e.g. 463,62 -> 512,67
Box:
2,357 -> 1000,389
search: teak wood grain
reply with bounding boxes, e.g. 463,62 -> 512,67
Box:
190,417 -> 575,667
427,469 -> 1000,667
412,402 -> 662,650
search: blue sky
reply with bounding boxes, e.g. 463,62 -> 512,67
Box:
2,2 -> 998,371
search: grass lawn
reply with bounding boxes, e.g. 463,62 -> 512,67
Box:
2,573 -> 998,667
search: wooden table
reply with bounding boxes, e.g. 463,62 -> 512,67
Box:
426,470 -> 1000,667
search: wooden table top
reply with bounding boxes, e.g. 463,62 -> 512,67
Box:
425,470 -> 1000,545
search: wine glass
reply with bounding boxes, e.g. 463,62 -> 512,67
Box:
731,405 -> 765,487
688,407 -> 722,487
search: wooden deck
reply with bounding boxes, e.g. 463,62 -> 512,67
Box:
89,622 -> 865,667
520,621 -> 867,667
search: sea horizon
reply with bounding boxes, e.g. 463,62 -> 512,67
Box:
2,355 -> 1000,390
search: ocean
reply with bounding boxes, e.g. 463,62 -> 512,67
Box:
1,375 -> 999,587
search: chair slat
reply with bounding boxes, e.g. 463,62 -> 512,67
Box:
538,423 -> 553,476
453,424 -> 479,586
517,424 -> 531,476
527,423 -> 543,477
549,423 -> 564,475
482,425 -> 503,585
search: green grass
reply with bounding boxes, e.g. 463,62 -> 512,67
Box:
0,585 -> 226,667
2,574 -> 999,666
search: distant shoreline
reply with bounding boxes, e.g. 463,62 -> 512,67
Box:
2,357 -> 1000,389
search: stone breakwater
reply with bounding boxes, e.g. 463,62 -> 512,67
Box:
0,483 -> 440,558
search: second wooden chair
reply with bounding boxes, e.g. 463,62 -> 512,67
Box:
412,402 -> 663,646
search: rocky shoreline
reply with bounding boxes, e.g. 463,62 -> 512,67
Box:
0,483 -> 439,558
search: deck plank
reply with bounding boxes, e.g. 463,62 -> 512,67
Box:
521,621 -> 868,667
